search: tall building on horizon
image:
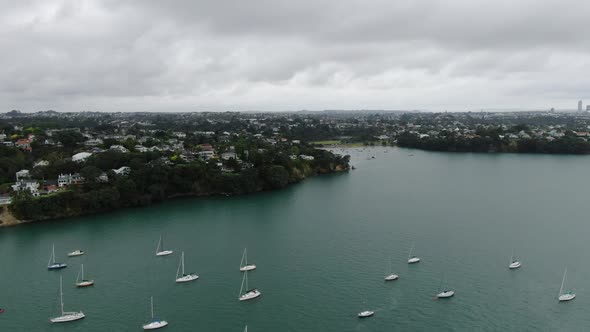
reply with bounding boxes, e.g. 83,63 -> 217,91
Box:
579,100 -> 583,111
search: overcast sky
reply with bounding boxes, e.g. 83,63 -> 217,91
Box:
1,0 -> 589,112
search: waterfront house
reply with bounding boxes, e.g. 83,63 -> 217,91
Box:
12,180 -> 40,196
15,138 -> 32,151
58,173 -> 84,187
15,169 -> 31,181
112,166 -> 131,176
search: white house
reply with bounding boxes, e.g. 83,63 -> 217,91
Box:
112,166 -> 131,176
58,173 -> 84,187
72,152 -> 92,162
15,169 -> 31,181
110,145 -> 129,153
12,180 -> 40,196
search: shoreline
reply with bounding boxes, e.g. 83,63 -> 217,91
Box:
0,167 -> 349,228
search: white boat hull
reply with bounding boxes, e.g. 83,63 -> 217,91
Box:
358,311 -> 374,318
50,312 -> 85,323
143,320 -> 168,329
509,261 -> 521,269
176,274 -> 199,283
76,280 -> 94,287
408,257 -> 421,264
559,293 -> 576,302
156,250 -> 173,256
239,289 -> 261,301
240,264 -> 256,272
385,274 -> 399,281
437,291 -> 455,298
68,251 -> 85,257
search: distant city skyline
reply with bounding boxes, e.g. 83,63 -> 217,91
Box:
1,1 -> 590,112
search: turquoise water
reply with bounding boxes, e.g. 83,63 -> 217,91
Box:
1,147 -> 589,331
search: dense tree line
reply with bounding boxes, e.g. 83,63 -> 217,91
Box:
396,132 -> 590,154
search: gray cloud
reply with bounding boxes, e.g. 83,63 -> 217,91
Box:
1,0 -> 589,112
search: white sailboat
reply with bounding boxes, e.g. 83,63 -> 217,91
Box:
239,248 -> 256,272
75,264 -> 94,287
67,249 -> 85,257
558,268 -> 576,302
407,243 -> 420,264
142,296 -> 168,330
155,236 -> 173,256
384,257 -> 399,281
436,277 -> 455,299
509,249 -> 521,269
49,276 -> 85,323
238,270 -> 261,301
175,251 -> 199,283
48,244 -> 67,270
357,297 -> 374,318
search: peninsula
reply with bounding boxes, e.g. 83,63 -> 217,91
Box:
0,111 -> 349,225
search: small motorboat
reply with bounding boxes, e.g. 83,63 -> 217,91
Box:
436,290 -> 455,298
68,250 -> 85,257
358,310 -> 374,318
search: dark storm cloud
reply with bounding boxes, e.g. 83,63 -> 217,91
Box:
1,0 -> 589,112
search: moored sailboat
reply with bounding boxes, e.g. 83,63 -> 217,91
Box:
175,251 -> 199,283
75,264 -> 94,287
238,270 -> 261,301
407,243 -> 420,264
509,249 -> 521,269
239,248 -> 256,272
155,236 -> 173,256
49,276 -> 85,323
558,268 -> 576,302
48,244 -> 67,270
142,296 -> 168,330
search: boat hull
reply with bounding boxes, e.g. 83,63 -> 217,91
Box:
559,293 -> 576,302
48,263 -> 67,270
76,280 -> 94,287
240,264 -> 256,272
143,320 -> 168,330
50,312 -> 85,323
509,262 -> 521,269
67,251 -> 84,257
408,257 -> 421,264
239,289 -> 261,301
175,274 -> 199,283
358,311 -> 374,318
385,274 -> 399,281
156,250 -> 173,256
437,291 -> 455,298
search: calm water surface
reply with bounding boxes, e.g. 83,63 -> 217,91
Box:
1,147 -> 589,331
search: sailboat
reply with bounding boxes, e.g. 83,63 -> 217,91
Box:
436,276 -> 455,298
75,264 -> 94,287
155,236 -> 173,256
357,297 -> 374,318
238,270 -> 261,301
49,276 -> 85,323
384,257 -> 399,281
558,268 -> 576,302
48,244 -> 67,270
407,243 -> 420,264
509,249 -> 521,269
142,296 -> 168,330
175,251 -> 199,283
239,248 -> 256,272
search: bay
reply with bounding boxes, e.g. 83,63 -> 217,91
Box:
1,146 -> 589,331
